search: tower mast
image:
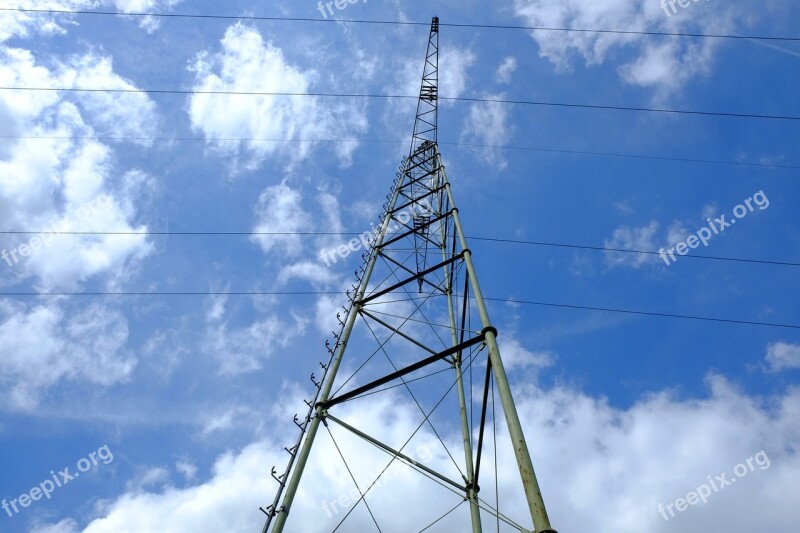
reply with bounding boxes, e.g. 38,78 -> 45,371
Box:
263,17 -> 557,533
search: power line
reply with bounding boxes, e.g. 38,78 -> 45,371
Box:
483,297 -> 800,330
468,237 -> 800,268
1,87 -> 797,121
0,231 -> 796,267
449,142 -> 800,170
0,290 -> 796,329
3,7 -> 799,42
2,135 -> 797,170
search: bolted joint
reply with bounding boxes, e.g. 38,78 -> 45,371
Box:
481,325 -> 498,339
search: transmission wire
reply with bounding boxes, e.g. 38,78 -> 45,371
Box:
4,7 -> 799,42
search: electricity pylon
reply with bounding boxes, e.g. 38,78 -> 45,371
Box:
262,17 -> 557,533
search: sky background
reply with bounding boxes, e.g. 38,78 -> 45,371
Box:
0,0 -> 799,531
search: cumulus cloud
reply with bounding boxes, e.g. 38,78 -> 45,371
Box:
175,460 -> 198,481
440,46 -> 477,101
0,301 -> 135,410
604,221 -> 660,268
201,291 -> 305,375
765,342 -> 800,372
512,0 -> 748,98
1,0 -> 184,40
61,54 -> 160,142
496,56 -> 517,84
187,23 -> 367,172
33,370 -> 800,532
498,338 -> 555,373
249,183 -> 355,291
603,197 -> 744,269
460,92 -> 512,170
203,318 -> 287,375
277,261 -> 339,286
0,0 -> 96,43
0,46 -> 156,288
250,182 -> 313,259
111,0 -> 183,33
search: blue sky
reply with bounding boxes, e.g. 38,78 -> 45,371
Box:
0,0 -> 799,532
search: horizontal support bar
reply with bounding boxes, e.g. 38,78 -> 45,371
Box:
320,333 -> 485,409
390,185 -> 446,215
361,251 -> 463,305
379,209 -> 454,250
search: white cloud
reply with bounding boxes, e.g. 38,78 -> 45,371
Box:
126,467 -> 171,492
665,219 -> 691,248
496,56 -> 517,84
0,46 -> 156,288
4,0 -> 179,38
175,460 -> 198,482
204,317 -> 286,375
499,338 -> 555,373
0,301 -> 135,410
765,342 -> 800,372
30,519 -> 81,533
199,406 -> 260,437
250,182 -> 312,259
0,0 -> 96,43
61,54 -> 160,143
277,261 -> 339,286
111,0 -> 183,33
187,23 -> 367,172
604,221 -> 659,268
201,293 -> 306,375
460,92 -> 512,170
36,371 -> 800,532
512,0 -> 747,97
440,45 -> 476,100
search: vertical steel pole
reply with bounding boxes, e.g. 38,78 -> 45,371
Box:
270,182 -> 403,533
436,156 -> 483,532
438,150 -> 557,533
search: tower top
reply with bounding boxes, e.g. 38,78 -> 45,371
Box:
409,17 -> 439,157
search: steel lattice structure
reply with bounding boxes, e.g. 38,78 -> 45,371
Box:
262,17 -> 557,533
